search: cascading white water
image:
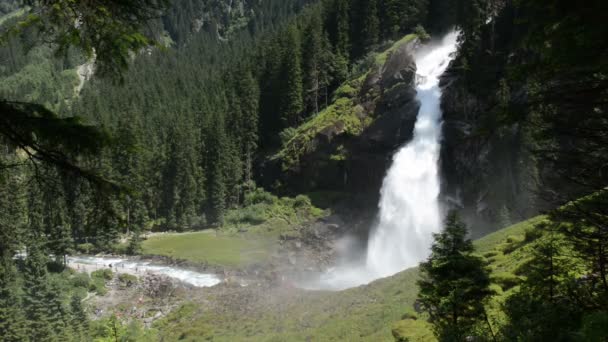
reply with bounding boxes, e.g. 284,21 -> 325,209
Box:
366,31 -> 459,277
306,31 -> 459,290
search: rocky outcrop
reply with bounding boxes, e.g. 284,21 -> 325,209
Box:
260,37 -> 422,212
439,6 -> 544,236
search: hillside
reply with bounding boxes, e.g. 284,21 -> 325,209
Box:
150,215 -> 546,341
1,0 -> 607,340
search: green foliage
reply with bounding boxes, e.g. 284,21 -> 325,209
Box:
392,318 -> 436,342
90,314 -> 157,341
126,233 -> 143,256
143,231 -> 275,267
92,269 -> 113,281
117,273 -> 137,288
417,212 -> 493,341
70,272 -> 91,289
580,312 -> 608,342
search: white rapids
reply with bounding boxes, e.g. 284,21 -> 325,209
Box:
307,31 -> 459,290
68,255 -> 222,288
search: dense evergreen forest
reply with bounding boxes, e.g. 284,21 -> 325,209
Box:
0,0 -> 607,340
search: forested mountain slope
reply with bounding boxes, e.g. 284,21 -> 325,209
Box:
1,0 -> 607,340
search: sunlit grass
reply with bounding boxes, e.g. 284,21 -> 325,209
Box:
142,230 -> 277,267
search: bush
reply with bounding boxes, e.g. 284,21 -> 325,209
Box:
89,277 -> 108,295
491,272 -> 521,291
225,204 -> 268,226
71,272 -> 91,289
112,242 -> 128,255
92,269 -> 113,281
483,250 -> 500,258
580,312 -> 608,341
414,25 -> 431,41
293,194 -> 312,208
75,243 -> 95,254
118,273 -> 138,287
127,234 -> 143,256
524,228 -> 543,242
279,127 -> 297,146
244,188 -> 277,206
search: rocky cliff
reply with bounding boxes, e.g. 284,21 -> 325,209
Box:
439,5 -> 544,236
260,35 -> 422,217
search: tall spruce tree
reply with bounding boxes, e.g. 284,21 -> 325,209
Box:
0,256 -> 27,342
22,244 -> 63,341
501,228 -> 581,340
417,211 -> 494,341
278,24 -> 304,127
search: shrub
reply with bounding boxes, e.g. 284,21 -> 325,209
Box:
524,228 -> 543,242
483,250 -> 499,258
112,242 -> 128,255
89,277 -> 108,295
491,272 -> 521,291
293,194 -> 312,208
414,25 -> 431,41
580,312 -> 608,341
92,269 -> 113,281
75,243 -> 95,254
244,188 -> 277,206
71,272 -> 91,289
127,234 -> 143,256
279,127 -> 297,146
118,273 -> 138,287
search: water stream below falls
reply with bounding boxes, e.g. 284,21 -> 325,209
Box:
68,255 -> 222,288
307,31 -> 459,290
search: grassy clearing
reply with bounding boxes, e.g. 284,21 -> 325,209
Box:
142,189 -> 324,267
157,268 -> 421,342
142,230 -> 277,267
152,215 -> 558,341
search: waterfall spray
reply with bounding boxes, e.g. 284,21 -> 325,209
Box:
307,31 -> 459,290
366,31 -> 459,277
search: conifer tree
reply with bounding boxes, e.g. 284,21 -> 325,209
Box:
235,69 -> 260,184
206,112 -> 229,225
69,294 -> 89,340
326,0 -> 351,58
22,244 -> 62,341
0,257 -> 27,342
417,211 -> 493,341
501,229 -> 580,340
278,24 -> 304,127
303,14 -> 325,116
351,0 -> 380,56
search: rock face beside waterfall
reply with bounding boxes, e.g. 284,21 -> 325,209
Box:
259,37 -> 421,213
438,9 -> 545,236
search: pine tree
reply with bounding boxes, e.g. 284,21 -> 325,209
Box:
351,0 -> 380,56
278,24 -> 304,127
206,112 -> 229,225
69,294 -> 89,340
380,0 -> 404,38
496,204 -> 511,229
127,232 -> 143,256
235,69 -> 260,184
501,229 -> 581,340
302,14 -> 325,116
326,0 -> 351,58
22,244 -> 63,341
417,211 -> 494,341
0,257 -> 27,342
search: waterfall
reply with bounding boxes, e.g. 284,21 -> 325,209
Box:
366,31 -> 459,277
306,31 -> 459,290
